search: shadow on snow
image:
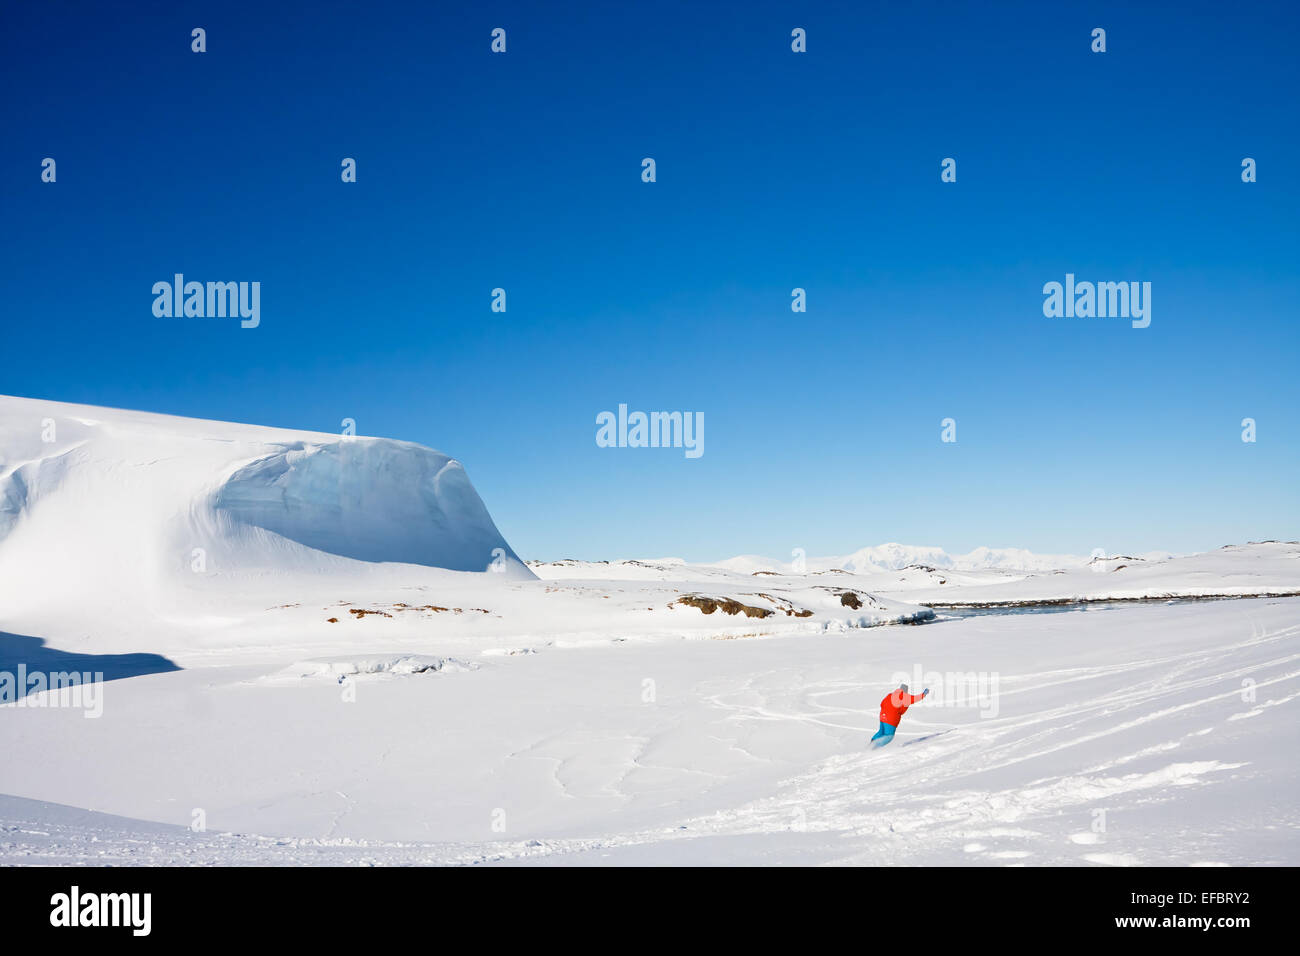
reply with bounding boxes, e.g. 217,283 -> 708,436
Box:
0,631 -> 180,701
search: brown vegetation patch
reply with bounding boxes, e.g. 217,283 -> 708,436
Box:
755,593 -> 815,618
348,608 -> 393,619
673,595 -> 773,619
410,604 -> 491,615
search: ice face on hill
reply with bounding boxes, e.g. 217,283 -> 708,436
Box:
0,395 -> 532,617
212,438 -> 518,571
0,446 -> 77,543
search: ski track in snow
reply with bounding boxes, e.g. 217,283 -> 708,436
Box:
3,600 -> 1298,866
666,617 -> 1300,866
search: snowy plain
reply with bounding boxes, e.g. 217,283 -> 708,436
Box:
1,396 -> 1297,865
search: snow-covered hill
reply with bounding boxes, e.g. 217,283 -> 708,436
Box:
0,395 -> 532,623
871,542 -> 1300,606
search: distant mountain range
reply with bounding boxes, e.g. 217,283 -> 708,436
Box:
713,543 -> 1178,575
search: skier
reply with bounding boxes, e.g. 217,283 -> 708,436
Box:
870,683 -> 929,748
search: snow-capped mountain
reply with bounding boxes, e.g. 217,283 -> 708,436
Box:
715,542 -> 1176,575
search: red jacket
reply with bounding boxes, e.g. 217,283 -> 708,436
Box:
879,688 -> 926,727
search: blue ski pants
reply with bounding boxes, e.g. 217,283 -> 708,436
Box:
870,721 -> 898,747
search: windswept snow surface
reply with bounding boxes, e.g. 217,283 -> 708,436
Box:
3,598 -> 1297,866
1,396 -> 1298,865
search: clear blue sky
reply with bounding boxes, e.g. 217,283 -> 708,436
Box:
2,1 -> 1297,561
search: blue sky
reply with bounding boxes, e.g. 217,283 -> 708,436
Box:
2,1 -> 1297,561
